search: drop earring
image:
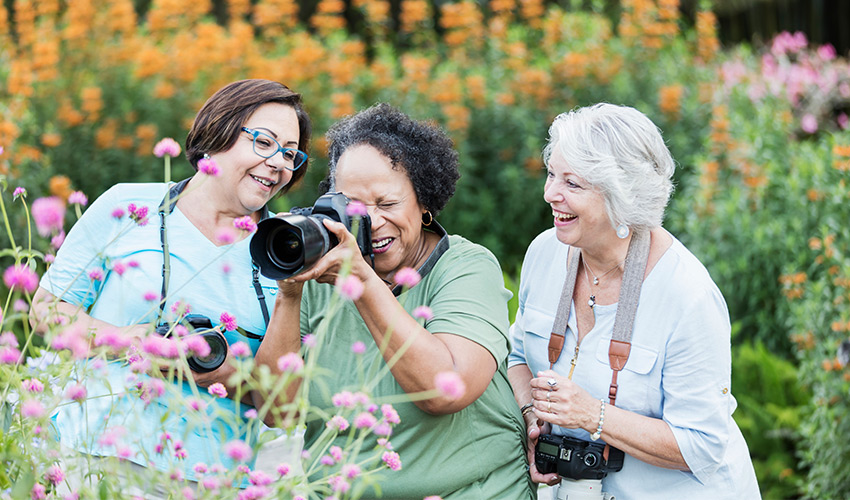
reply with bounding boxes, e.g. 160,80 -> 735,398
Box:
616,224 -> 630,239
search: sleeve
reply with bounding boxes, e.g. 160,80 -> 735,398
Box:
507,233 -> 542,368
661,285 -> 735,484
424,244 -> 512,364
39,186 -> 122,308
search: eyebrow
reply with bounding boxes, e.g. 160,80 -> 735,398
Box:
254,127 -> 298,147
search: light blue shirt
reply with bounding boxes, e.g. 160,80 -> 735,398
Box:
41,183 -> 278,482
508,228 -> 760,499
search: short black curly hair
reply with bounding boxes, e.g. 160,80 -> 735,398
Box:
324,103 -> 460,216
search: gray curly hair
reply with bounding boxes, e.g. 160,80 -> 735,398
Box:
543,103 -> 675,231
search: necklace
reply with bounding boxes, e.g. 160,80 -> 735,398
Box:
582,264 -> 596,308
583,258 -> 622,286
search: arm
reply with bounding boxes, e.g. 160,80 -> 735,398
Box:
508,364 -> 561,485
30,286 -> 149,339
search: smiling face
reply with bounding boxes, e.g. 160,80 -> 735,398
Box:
543,147 -> 612,250
334,144 -> 430,280
208,103 -> 300,215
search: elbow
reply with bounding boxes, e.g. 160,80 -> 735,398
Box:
413,395 -> 473,416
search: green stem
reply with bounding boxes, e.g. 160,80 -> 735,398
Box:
0,188 -> 18,254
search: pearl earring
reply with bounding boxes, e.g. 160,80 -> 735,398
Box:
616,224 -> 630,239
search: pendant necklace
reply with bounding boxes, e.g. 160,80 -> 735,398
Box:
583,258 -> 622,286
582,263 -> 597,308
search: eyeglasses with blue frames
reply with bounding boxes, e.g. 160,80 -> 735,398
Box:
241,127 -> 308,172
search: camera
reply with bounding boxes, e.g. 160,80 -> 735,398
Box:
155,314 -> 227,373
536,434 -> 624,480
250,192 -> 373,280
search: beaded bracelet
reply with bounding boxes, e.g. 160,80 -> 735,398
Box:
520,402 -> 535,417
590,399 -> 606,441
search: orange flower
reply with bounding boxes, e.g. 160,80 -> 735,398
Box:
808,237 -> 822,250
49,175 -> 73,201
695,10 -> 720,62
330,92 -> 355,119
807,189 -> 822,202
81,86 -> 104,121
465,75 -> 487,108
400,0 -> 430,32
442,104 -> 469,133
658,84 -> 684,117
40,133 -> 62,148
312,136 -> 329,159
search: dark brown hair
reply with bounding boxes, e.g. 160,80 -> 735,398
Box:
185,79 -> 312,193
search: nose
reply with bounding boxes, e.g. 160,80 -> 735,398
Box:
366,205 -> 385,230
264,151 -> 285,172
543,178 -> 562,204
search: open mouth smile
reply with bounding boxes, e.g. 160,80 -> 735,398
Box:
250,174 -> 277,188
372,237 -> 394,254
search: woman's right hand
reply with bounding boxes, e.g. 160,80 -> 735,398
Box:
525,413 -> 561,485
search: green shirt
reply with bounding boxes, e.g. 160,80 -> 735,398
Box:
301,234 -> 535,499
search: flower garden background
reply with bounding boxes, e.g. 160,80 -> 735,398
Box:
1,0 -> 850,498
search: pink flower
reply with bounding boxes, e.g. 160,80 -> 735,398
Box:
374,422 -> 393,436
139,378 -> 166,404
219,312 -> 238,331
65,383 -> 87,401
208,383 -> 228,398
413,305 -> 433,321
193,462 -> 208,474
111,207 -> 125,219
143,291 -> 159,302
801,114 -> 818,134
45,464 -> 65,485
302,334 -> 316,347
277,352 -> 304,373
88,268 -> 104,281
326,415 -> 350,432
215,227 -> 237,245
13,187 -> 26,198
95,328 -> 132,350
276,463 -> 291,477
21,399 -> 45,418
393,267 -> 421,288
838,113 -> 849,130
97,426 -> 126,447
0,332 -> 15,347
153,138 -> 181,158
328,475 -> 350,493
320,455 -> 335,466
351,341 -> 366,354
244,408 -> 258,418
31,197 -> 65,236
224,440 -> 252,462
181,487 -> 195,500
31,483 -> 46,500
342,463 -> 361,479
128,204 -> 149,226
382,450 -> 402,471
249,470 -> 273,486
22,378 -> 44,393
4,264 -> 39,293
381,404 -> 401,424
237,486 -> 269,500
198,157 -> 220,176
233,216 -> 257,233
51,231 -> 65,250
435,371 -> 466,400
817,44 -> 837,61
50,325 -> 90,359
112,260 -> 127,276
171,300 -> 191,315
332,391 -> 356,408
68,191 -> 88,206
377,437 -> 392,449
231,341 -> 250,358
345,200 -> 367,217
335,275 -> 364,300
44,254 -> 55,263
329,445 -> 343,462
353,412 -> 377,429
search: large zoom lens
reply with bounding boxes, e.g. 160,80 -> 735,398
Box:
251,214 -> 333,280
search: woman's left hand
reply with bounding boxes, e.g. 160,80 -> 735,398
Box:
288,219 -> 369,285
530,370 -> 599,432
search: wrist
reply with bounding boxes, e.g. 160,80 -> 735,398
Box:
589,399 -> 606,441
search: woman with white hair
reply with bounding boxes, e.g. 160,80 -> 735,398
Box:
508,103 -> 760,498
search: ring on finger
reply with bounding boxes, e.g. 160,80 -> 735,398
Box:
547,401 -> 552,412
546,391 -> 550,401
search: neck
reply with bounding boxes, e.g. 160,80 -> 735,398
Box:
579,234 -> 631,278
177,176 -> 258,237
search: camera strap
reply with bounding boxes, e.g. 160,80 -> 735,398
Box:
547,229 -> 651,448
157,178 -> 270,333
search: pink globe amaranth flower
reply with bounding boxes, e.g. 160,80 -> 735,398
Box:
277,352 -> 304,373
435,371 -> 466,400
128,204 -> 149,226
345,200 -> 367,217
335,274 -> 364,301
184,335 -> 212,358
215,227 -> 237,245
201,477 -> 220,491
223,439 -> 252,462
94,328 -> 132,350
143,290 -> 159,302
21,399 -> 45,418
393,267 -> 421,288
50,325 -> 90,360
382,450 -> 402,471
22,378 -> 44,393
111,206 -> 125,219
31,483 -> 46,500
14,299 -> 28,312
68,191 -> 88,206
45,464 -> 65,485
44,254 -> 55,264
237,486 -> 270,500
198,157 -> 221,176
413,305 -> 434,321
329,445 -> 343,462
111,260 -> 127,276
342,463 -> 361,479
193,462 -> 208,474
175,448 -> 188,460
243,408 -> 258,418
801,114 -> 818,134
353,412 -> 377,429
332,391 -> 355,408
31,197 -> 65,236
4,264 -> 39,294
50,231 -> 65,250
171,300 -> 191,315
97,425 -> 126,447
351,341 -> 366,354
88,268 -> 104,281
65,383 -> 87,401
374,422 -> 393,436
320,455 -> 335,466
381,404 -> 401,424
188,398 -> 207,412
302,333 -> 316,347
139,378 -> 166,405
233,215 -> 258,233
13,187 -> 26,199
208,383 -> 228,398
0,332 -> 16,347
326,415 -> 350,432
231,341 -> 250,358
219,311 -> 238,331
153,138 -> 181,158
817,43 -> 837,61
377,437 -> 392,449
181,486 -> 195,500
276,463 -> 291,477
249,470 -> 273,486
328,475 -> 350,493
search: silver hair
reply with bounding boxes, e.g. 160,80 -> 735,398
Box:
543,103 -> 675,231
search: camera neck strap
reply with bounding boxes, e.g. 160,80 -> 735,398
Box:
547,228 -> 651,408
157,178 -> 270,334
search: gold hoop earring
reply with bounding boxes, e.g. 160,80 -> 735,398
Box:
422,211 -> 433,227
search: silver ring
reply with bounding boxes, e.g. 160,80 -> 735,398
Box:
546,391 -> 551,401
546,378 -> 557,388
547,401 -> 552,412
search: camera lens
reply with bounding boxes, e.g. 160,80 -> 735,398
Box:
266,226 -> 305,270
187,332 -> 228,373
583,452 -> 599,468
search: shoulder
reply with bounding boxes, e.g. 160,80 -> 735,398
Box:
648,234 -> 726,310
101,182 -> 169,203
444,234 -> 500,265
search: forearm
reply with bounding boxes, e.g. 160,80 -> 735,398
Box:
508,364 -> 534,409
30,287 -> 147,340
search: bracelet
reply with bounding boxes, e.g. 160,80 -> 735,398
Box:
590,399 -> 606,441
520,402 -> 535,417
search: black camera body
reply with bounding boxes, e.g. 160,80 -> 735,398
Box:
250,192 -> 373,280
155,314 -> 227,373
536,434 -> 625,480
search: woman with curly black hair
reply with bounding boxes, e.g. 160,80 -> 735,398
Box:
255,103 -> 536,499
